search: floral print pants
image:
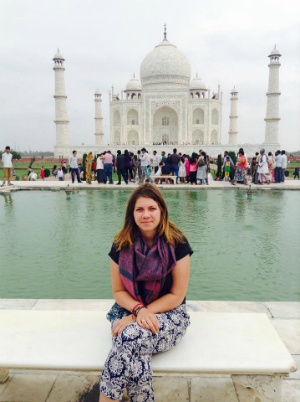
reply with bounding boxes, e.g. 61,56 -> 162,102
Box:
99,304 -> 190,402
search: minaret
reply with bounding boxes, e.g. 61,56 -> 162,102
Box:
53,49 -> 70,150
264,45 -> 281,144
94,89 -> 104,145
228,87 -> 238,145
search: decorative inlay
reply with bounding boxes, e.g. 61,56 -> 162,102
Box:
151,101 -> 180,113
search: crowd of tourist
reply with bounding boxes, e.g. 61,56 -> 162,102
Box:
1,144 -> 299,186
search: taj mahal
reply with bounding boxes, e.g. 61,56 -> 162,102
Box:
53,27 -> 282,157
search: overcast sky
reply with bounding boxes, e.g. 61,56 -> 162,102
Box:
1,0 -> 300,152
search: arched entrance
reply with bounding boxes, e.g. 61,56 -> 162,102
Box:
152,106 -> 178,144
128,130 -> 139,145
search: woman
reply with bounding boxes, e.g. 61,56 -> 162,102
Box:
184,154 -> 190,183
99,183 -> 192,402
189,153 -> 198,185
85,152 -> 93,184
267,151 -> 276,183
257,149 -> 270,184
178,156 -> 186,183
124,150 -> 133,182
231,150 -> 248,185
197,151 -> 208,185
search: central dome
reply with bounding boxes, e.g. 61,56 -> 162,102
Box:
140,38 -> 191,87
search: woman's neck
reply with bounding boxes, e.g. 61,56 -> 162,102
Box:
140,231 -> 155,247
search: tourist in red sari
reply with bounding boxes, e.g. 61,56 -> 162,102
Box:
231,149 -> 248,185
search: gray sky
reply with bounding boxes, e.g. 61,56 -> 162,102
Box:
1,0 -> 300,152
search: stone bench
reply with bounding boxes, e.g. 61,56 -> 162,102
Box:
0,310 -> 297,401
149,175 -> 175,184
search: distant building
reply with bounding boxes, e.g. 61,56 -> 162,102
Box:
53,30 -> 281,157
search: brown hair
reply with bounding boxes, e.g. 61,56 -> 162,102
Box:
114,183 -> 185,251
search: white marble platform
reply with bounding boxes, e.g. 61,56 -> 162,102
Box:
0,179 -> 299,193
0,299 -> 299,402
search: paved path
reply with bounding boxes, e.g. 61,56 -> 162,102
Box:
0,299 -> 299,402
1,179 -> 300,193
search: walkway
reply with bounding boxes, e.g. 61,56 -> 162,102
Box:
1,179 -> 300,193
0,299 -> 299,402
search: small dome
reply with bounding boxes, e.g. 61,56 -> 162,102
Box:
269,45 -> 281,57
125,77 -> 142,91
53,49 -> 64,60
190,76 -> 207,90
94,88 -> 101,95
231,86 -> 238,93
140,38 -> 191,86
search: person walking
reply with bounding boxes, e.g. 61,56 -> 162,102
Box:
257,148 -> 270,184
184,154 -> 190,183
267,152 -> 276,183
197,152 -> 208,185
275,150 -> 282,183
85,152 -> 93,184
178,156 -> 186,183
1,146 -> 13,187
124,150 -> 132,182
189,153 -> 198,185
136,150 -> 142,183
69,150 -> 82,183
293,167 -> 299,179
152,150 -> 161,174
139,148 -> 152,183
102,151 -> 114,184
116,150 -> 128,185
281,150 -> 287,182
170,148 -> 180,184
40,166 -> 45,181
99,183 -> 192,402
96,153 -> 105,184
231,150 -> 248,185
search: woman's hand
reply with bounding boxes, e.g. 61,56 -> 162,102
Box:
112,315 -> 135,337
136,308 -> 159,334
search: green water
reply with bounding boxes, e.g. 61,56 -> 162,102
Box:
0,190 -> 299,301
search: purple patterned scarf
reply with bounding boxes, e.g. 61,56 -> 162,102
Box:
119,236 -> 176,305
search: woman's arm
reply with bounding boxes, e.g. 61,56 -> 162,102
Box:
147,254 -> 190,314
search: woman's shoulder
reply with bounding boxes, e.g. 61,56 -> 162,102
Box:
173,237 -> 193,261
109,243 -> 119,264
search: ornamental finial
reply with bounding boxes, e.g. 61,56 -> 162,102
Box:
164,24 -> 167,40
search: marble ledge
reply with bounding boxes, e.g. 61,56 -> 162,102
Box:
0,299 -> 299,319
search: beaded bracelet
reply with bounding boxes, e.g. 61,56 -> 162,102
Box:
136,305 -> 146,316
131,303 -> 145,317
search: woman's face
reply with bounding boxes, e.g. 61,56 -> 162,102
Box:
134,197 -> 161,238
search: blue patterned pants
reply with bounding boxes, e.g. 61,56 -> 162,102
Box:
100,304 -> 190,401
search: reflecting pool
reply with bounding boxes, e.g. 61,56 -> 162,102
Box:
0,190 -> 299,301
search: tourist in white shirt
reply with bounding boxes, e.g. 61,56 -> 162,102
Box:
1,146 -> 13,187
281,150 -> 287,182
57,168 -> 64,181
139,148 -> 152,183
152,150 -> 161,173
96,153 -> 105,183
69,150 -> 82,183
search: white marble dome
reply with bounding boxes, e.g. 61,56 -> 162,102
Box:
53,49 -> 64,60
140,38 -> 191,86
125,77 -> 142,91
190,76 -> 207,90
269,45 -> 281,57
